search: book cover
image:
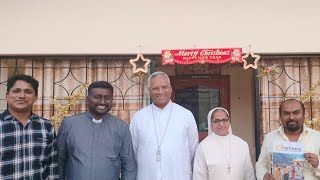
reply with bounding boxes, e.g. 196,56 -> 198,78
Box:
272,141 -> 304,180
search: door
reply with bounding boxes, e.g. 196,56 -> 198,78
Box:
170,76 -> 230,141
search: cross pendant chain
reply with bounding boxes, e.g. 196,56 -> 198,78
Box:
156,148 -> 161,161
152,104 -> 173,162
227,166 -> 231,174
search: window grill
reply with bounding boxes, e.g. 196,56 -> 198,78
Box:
256,56 -> 320,157
0,56 -> 157,127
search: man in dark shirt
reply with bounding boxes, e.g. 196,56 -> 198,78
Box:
58,81 -> 137,180
0,74 -> 58,179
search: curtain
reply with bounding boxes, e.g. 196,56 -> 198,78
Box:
20,58 -> 148,130
259,57 -> 320,143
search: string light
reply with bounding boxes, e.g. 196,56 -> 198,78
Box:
50,83 -> 88,128
300,80 -> 320,130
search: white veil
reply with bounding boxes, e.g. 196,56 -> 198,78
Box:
207,107 -> 232,135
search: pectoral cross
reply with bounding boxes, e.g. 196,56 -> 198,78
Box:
156,149 -> 161,161
227,166 -> 231,174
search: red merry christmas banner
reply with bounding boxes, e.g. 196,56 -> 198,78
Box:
162,48 -> 242,65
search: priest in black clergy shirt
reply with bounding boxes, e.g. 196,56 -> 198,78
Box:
57,81 -> 137,180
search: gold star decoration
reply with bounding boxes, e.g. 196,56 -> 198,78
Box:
51,83 -> 88,130
300,80 -> 320,101
242,50 -> 261,69
129,53 -> 151,77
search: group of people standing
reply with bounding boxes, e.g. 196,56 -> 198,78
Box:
1,72 -> 320,180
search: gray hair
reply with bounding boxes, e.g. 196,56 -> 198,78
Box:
147,71 -> 171,88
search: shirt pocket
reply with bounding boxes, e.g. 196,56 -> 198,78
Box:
35,133 -> 54,144
33,133 -> 54,157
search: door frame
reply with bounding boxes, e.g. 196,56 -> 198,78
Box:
170,75 -> 230,141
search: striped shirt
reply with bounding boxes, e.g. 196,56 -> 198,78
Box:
0,110 -> 58,180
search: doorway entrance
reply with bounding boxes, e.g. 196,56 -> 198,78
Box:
170,76 -> 230,141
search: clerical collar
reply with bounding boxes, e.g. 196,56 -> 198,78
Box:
152,100 -> 172,111
92,118 -> 102,123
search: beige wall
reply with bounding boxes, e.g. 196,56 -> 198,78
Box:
1,0 -> 320,54
4,0 -> 314,163
228,65 -> 256,162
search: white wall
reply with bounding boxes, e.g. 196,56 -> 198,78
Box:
1,0 -> 320,55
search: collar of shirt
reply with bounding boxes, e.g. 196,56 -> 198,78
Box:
92,118 -> 103,123
278,124 -> 310,141
0,109 -> 40,122
86,112 -> 112,122
152,100 -> 172,112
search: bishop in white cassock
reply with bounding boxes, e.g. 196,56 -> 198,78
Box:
193,107 -> 255,180
130,71 -> 199,180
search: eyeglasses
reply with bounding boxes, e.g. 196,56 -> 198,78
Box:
211,118 -> 230,125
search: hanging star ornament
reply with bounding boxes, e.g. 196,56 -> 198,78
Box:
129,53 -> 151,77
242,50 -> 261,69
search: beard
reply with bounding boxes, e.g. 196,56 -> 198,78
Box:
285,120 -> 300,132
286,125 -> 300,132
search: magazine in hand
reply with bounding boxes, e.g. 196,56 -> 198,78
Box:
272,141 -> 304,180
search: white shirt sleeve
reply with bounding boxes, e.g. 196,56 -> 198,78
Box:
129,114 -> 138,158
255,135 -> 272,180
193,144 -> 208,180
187,112 -> 199,165
244,143 -> 256,180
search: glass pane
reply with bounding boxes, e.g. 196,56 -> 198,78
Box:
175,86 -> 220,132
